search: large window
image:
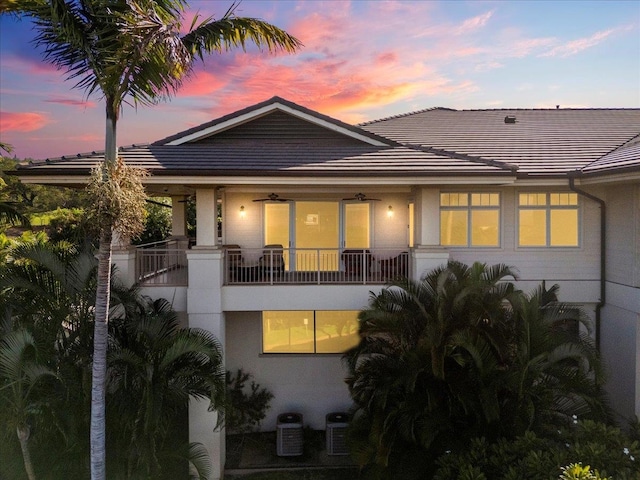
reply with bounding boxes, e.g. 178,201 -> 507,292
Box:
262,310 -> 360,354
518,193 -> 579,247
440,193 -> 500,246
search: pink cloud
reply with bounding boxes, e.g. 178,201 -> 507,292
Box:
44,97 -> 96,108
0,111 -> 49,132
540,29 -> 614,57
179,71 -> 229,96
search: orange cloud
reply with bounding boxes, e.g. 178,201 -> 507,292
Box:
0,111 -> 49,132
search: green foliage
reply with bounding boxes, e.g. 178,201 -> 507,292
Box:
225,368 -> 274,433
344,261 -> 610,479
0,240 -> 225,479
560,463 -> 609,480
133,199 -> 172,245
433,420 -> 639,480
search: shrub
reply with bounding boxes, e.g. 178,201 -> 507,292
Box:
225,369 -> 273,434
433,420 -> 639,480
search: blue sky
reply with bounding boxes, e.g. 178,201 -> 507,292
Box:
1,0 -> 638,160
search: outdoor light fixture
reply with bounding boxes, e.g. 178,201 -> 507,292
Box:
387,205 -> 394,217
239,205 -> 246,218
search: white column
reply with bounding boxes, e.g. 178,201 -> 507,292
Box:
415,187 -> 440,247
111,230 -> 137,287
195,188 -> 218,248
171,195 -> 188,238
186,248 -> 225,479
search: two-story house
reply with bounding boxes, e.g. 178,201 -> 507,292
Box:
16,97 -> 640,479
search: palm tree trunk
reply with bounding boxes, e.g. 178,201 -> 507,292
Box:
90,215 -> 113,480
17,424 -> 36,480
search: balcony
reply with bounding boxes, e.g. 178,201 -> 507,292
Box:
135,243 -> 410,286
135,239 -> 188,286
224,246 -> 410,285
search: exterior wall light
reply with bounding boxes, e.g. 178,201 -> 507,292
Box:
387,205 -> 394,217
239,205 -> 246,218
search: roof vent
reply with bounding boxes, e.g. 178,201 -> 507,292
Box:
504,115 -> 516,124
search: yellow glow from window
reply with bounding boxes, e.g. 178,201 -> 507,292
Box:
550,210 -> 578,246
262,310 -> 360,354
471,210 -> 499,246
471,193 -> 499,206
519,210 -> 547,246
262,311 -> 314,353
441,193 -> 468,207
345,203 -> 370,248
519,193 -> 547,206
408,202 -> 414,248
315,311 -> 360,353
441,210 -> 468,245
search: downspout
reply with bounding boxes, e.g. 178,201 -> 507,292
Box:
568,174 -> 605,351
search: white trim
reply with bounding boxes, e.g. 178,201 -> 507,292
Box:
165,102 -> 389,147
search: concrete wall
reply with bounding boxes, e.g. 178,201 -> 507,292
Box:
600,183 -> 640,422
225,311 -> 353,431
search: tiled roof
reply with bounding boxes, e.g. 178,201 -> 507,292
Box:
16,98 -> 640,180
20,144 -> 511,176
361,108 -> 640,176
580,138 -> 640,175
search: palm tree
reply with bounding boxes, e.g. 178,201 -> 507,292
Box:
0,238 -> 139,479
107,296 -> 225,479
505,283 -> 609,435
4,2 -> 300,477
0,328 -> 57,480
344,261 -> 520,477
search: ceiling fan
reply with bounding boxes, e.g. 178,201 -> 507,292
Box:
252,193 -> 292,202
342,192 -> 381,202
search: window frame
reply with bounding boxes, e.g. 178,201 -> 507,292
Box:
261,310 -> 360,355
517,191 -> 581,248
439,192 -> 501,248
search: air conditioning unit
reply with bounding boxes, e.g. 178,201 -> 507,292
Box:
326,412 -> 350,456
276,412 -> 304,457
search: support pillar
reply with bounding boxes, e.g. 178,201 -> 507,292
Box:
186,247 -> 225,479
195,188 -> 218,248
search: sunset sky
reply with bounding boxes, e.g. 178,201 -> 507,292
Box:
1,0 -> 639,160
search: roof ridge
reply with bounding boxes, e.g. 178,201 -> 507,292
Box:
358,107 -> 456,126
25,143 -> 149,166
578,132 -> 640,173
403,143 -> 519,172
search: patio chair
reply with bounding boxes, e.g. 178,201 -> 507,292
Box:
259,244 -> 285,279
377,251 -> 409,281
341,249 -> 372,279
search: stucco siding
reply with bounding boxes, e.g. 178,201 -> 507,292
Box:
600,301 -> 639,422
606,184 -> 640,288
225,312 -> 353,431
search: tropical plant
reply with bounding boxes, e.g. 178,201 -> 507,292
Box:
344,261 -> 521,478
0,329 -> 58,480
433,420 -> 638,480
344,261 -> 611,479
107,296 -> 225,479
225,368 -> 274,434
502,283 -> 609,435
2,2 -> 300,476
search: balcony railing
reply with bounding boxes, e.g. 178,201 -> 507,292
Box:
135,239 -> 188,286
134,243 -> 410,286
224,247 -> 410,285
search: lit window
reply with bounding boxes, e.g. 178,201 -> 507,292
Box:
262,310 -> 360,354
440,192 -> 500,247
518,193 -> 579,247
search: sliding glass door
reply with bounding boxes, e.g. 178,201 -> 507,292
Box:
264,201 -> 370,271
